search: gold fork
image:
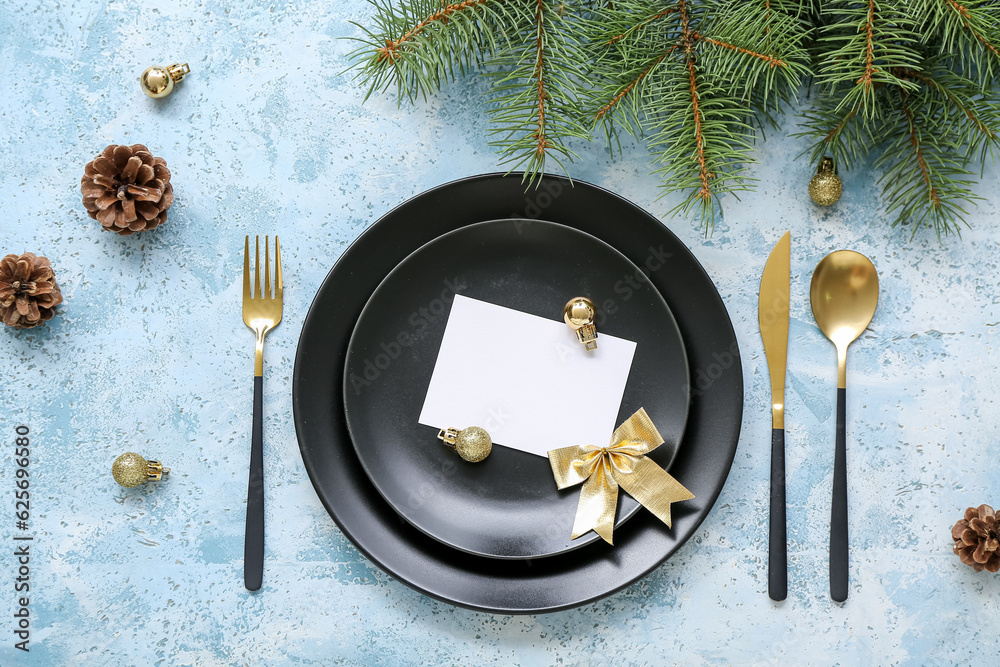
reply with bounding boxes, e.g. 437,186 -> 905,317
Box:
242,235 -> 282,591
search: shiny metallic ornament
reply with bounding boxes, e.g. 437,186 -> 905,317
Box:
437,426 -> 492,462
112,452 -> 170,488
139,63 -> 190,99
563,296 -> 598,351
809,156 -> 843,206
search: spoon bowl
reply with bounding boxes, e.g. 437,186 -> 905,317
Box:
810,251 -> 879,386
809,249 -> 879,604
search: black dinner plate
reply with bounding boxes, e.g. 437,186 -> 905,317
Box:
343,219 -> 689,559
293,173 -> 743,614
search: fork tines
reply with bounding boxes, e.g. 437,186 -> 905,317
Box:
243,235 -> 283,300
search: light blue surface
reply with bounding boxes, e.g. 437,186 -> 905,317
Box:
1,1 -> 999,665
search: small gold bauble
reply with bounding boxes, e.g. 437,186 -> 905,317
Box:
809,156 -> 843,206
112,452 -> 170,488
455,426 -> 492,462
563,296 -> 599,350
139,63 -> 190,99
438,426 -> 492,462
140,67 -> 173,98
563,297 -> 596,328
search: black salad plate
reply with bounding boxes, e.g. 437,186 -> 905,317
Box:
342,219 -> 689,559
293,173 -> 743,614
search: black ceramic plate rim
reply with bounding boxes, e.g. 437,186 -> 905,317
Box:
292,173 -> 743,614
341,218 -> 690,559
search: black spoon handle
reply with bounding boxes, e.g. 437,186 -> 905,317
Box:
244,375 -> 264,591
769,427 -> 787,601
830,387 -> 848,602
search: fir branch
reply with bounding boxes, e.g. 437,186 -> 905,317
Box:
587,0 -> 810,225
348,0 -> 528,101
699,1 -> 810,108
900,89 -> 942,212
585,3 -> 688,139
874,84 -> 982,236
802,1 -> 1000,236
795,96 -> 871,169
606,8 -> 677,45
594,49 -> 674,122
348,0 -> 1000,238
488,1 -> 592,181
813,0 -> 923,115
937,0 -> 1000,83
695,33 -> 787,69
376,0 -> 494,64
905,67 -> 1000,162
681,1 -> 714,204
860,0 -> 877,88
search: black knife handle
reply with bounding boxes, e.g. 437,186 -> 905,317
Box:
245,375 -> 264,591
769,427 -> 787,601
830,387 -> 848,602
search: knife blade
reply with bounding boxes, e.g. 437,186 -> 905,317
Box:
759,231 -> 790,601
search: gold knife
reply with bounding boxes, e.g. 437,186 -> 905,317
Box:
759,231 -> 790,601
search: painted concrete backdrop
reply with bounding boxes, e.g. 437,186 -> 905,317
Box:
1,1 -> 998,665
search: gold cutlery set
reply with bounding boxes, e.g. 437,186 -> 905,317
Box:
759,233 -> 879,602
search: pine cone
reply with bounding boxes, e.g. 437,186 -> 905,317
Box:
81,144 -> 174,236
0,253 -> 63,329
952,504 -> 1000,573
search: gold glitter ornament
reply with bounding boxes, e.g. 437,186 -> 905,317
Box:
809,156 -> 843,206
437,426 -> 493,462
112,452 -> 170,488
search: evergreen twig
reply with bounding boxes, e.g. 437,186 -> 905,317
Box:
800,0 -> 1000,237
585,0 -> 811,226
349,0 -> 1000,237
488,1 -> 592,181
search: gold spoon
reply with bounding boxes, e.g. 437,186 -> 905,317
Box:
810,250 -> 879,603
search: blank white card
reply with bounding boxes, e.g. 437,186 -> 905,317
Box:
419,295 -> 637,457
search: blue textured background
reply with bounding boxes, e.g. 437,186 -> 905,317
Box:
2,1 -> 999,664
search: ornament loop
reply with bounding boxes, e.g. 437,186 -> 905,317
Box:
166,63 -> 190,83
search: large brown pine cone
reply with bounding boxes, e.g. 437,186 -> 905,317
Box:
0,253 -> 63,329
952,504 -> 1000,573
81,144 -> 174,236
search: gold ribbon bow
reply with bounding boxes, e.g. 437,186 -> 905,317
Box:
547,408 -> 694,545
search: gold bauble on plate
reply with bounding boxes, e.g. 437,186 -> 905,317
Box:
454,426 -> 492,462
809,156 -> 843,206
437,426 -> 493,462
